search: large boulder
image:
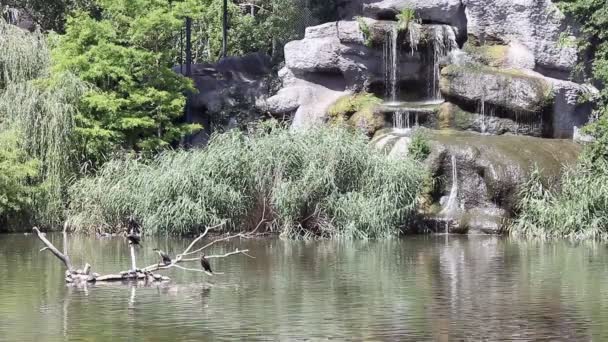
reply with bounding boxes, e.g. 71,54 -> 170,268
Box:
257,68 -> 348,129
439,64 -> 554,116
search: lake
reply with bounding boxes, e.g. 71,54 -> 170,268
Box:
1,233 -> 608,341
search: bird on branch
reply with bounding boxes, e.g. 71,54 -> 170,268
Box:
152,248 -> 172,265
200,253 -> 212,273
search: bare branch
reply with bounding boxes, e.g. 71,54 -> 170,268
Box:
184,233 -> 245,257
181,248 -> 253,261
181,221 -> 226,256
33,227 -> 73,271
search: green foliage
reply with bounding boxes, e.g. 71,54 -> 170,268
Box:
408,130 -> 431,161
0,129 -> 40,222
53,2 -> 202,164
66,122 -> 428,238
555,1 -> 608,160
396,8 -> 417,32
510,159 -> 608,240
356,17 -> 372,47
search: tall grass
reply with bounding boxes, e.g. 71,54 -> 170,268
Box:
66,122 -> 428,238
510,159 -> 608,240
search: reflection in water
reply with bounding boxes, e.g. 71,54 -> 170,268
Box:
1,234 -> 608,340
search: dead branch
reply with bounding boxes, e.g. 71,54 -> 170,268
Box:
32,222 -> 253,285
33,227 -> 73,271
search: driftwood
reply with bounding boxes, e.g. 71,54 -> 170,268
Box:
32,223 -> 254,284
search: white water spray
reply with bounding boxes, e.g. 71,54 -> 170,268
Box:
384,25 -> 399,101
440,155 -> 459,219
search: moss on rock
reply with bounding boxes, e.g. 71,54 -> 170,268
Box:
328,93 -> 384,135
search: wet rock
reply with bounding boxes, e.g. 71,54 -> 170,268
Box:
436,102 -> 544,137
373,129 -> 581,233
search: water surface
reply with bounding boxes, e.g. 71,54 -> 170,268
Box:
1,233 -> 607,341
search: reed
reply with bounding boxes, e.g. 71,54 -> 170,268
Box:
510,158 -> 608,240
66,122 -> 428,238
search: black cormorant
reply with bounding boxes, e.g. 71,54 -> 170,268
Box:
200,254 -> 212,273
153,248 -> 172,265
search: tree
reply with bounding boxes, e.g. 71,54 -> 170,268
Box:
53,0 -> 202,164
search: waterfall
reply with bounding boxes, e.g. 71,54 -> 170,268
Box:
427,26 -> 456,100
393,110 -> 410,131
440,155 -> 459,218
479,93 -> 486,134
384,25 -> 399,101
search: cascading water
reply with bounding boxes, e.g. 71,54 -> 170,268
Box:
440,155 -> 459,219
384,25 -> 399,102
393,110 -> 410,131
427,26 -> 457,100
479,92 -> 486,134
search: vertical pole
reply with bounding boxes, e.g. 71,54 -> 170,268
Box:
222,0 -> 228,59
130,245 -> 137,272
185,17 -> 193,145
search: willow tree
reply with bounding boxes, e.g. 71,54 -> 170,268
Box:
0,20 -> 86,227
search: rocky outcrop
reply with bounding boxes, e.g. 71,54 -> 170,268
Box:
341,0 -> 466,37
462,0 -> 578,79
341,0 -> 580,78
372,129 -> 581,233
438,63 -> 598,138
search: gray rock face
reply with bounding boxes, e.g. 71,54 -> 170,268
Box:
463,0 -> 578,78
268,0 -> 598,137
177,53 -> 273,114
341,0 -> 466,35
439,64 -> 599,138
549,79 -> 598,138
342,0 -> 579,77
176,53 -> 273,144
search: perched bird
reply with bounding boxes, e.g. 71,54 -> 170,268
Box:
200,254 -> 212,273
126,232 -> 141,246
153,248 -> 172,265
126,227 -> 141,246
125,217 -> 142,246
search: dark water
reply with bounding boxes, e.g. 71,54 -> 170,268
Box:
1,234 -> 608,341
